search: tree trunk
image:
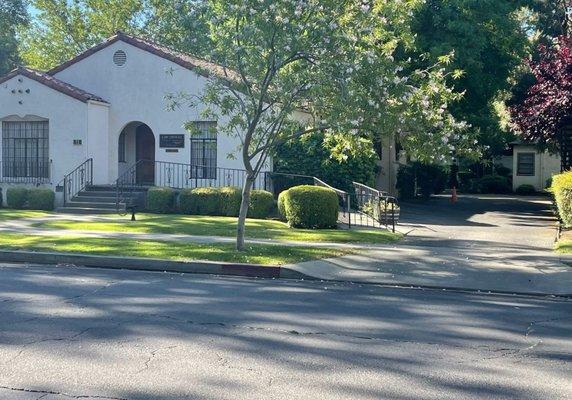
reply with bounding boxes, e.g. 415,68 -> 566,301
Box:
236,175 -> 255,251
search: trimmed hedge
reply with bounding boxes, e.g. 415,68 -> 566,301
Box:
279,185 -> 339,228
249,190 -> 274,219
5,187 -> 55,210
220,187 -> 242,216
515,184 -> 536,195
147,187 -> 175,213
179,187 -> 221,215
277,191 -> 287,220
475,175 -> 511,194
6,188 -> 29,209
179,186 -> 274,219
551,172 -> 572,227
27,188 -> 55,210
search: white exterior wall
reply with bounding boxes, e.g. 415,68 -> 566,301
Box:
0,74 -> 89,200
512,145 -> 560,191
54,40 -> 270,183
87,101 -> 111,184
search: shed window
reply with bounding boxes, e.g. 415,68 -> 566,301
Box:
190,121 -> 217,179
2,121 -> 49,178
517,152 -> 535,176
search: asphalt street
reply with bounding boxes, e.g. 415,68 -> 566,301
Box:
0,263 -> 570,400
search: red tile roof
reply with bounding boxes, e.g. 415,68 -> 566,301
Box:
0,66 -> 108,104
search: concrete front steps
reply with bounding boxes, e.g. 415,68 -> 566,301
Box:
57,185 -> 147,214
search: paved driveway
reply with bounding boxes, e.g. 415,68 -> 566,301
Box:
290,195 -> 572,295
400,194 -> 556,250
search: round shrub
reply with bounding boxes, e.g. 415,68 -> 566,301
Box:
277,191 -> 287,220
146,187 -> 175,213
179,187 -> 221,215
27,188 -> 55,211
220,187 -> 242,217
248,190 -> 274,219
515,184 -> 536,195
475,175 -> 511,194
6,187 -> 29,209
280,185 -> 339,228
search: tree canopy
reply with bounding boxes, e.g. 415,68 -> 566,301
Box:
510,36 -> 572,149
19,0 -> 146,70
183,0 -> 478,248
0,0 -> 28,75
409,0 -> 532,155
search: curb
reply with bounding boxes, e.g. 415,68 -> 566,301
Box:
0,250 -> 569,300
0,250 -> 308,280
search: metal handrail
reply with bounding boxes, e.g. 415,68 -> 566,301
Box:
57,158 -> 93,206
352,181 -> 399,232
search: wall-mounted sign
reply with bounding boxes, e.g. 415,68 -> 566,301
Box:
160,134 -> 185,148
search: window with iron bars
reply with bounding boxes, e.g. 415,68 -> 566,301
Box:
190,121 -> 217,179
2,121 -> 49,178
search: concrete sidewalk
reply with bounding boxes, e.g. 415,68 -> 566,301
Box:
287,243 -> 572,295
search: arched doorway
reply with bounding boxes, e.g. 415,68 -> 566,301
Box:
118,122 -> 155,185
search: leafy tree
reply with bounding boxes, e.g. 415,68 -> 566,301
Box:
524,0 -> 572,38
274,132 -> 377,193
144,0 -> 212,58
184,0 -> 477,250
510,36 -> 572,150
19,0 -> 146,70
410,0 -> 531,155
0,0 -> 28,75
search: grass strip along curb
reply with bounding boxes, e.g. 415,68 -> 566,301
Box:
0,233 -> 353,266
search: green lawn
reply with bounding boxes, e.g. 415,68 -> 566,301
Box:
0,209 -> 52,221
34,213 -> 401,244
555,240 -> 572,254
0,232 -> 351,265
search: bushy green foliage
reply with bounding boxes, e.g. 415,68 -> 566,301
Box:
146,187 -> 175,213
396,162 -> 449,200
515,184 -> 536,195
277,191 -> 287,220
220,187 -> 242,217
475,175 -> 511,194
179,187 -> 274,219
27,188 -> 55,210
280,185 -> 339,229
6,187 -> 29,209
274,132 -> 377,193
179,187 -> 221,215
551,172 -> 572,227
249,190 -> 274,219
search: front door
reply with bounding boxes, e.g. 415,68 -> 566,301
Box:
135,124 -> 155,184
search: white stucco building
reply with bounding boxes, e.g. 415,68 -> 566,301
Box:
0,32 -> 273,207
511,142 -> 560,191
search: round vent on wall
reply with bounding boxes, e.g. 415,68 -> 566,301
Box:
113,50 -> 127,66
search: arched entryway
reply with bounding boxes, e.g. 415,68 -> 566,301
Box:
118,122 -> 155,185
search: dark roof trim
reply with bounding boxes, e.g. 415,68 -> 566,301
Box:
48,31 -> 241,83
0,66 -> 108,104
